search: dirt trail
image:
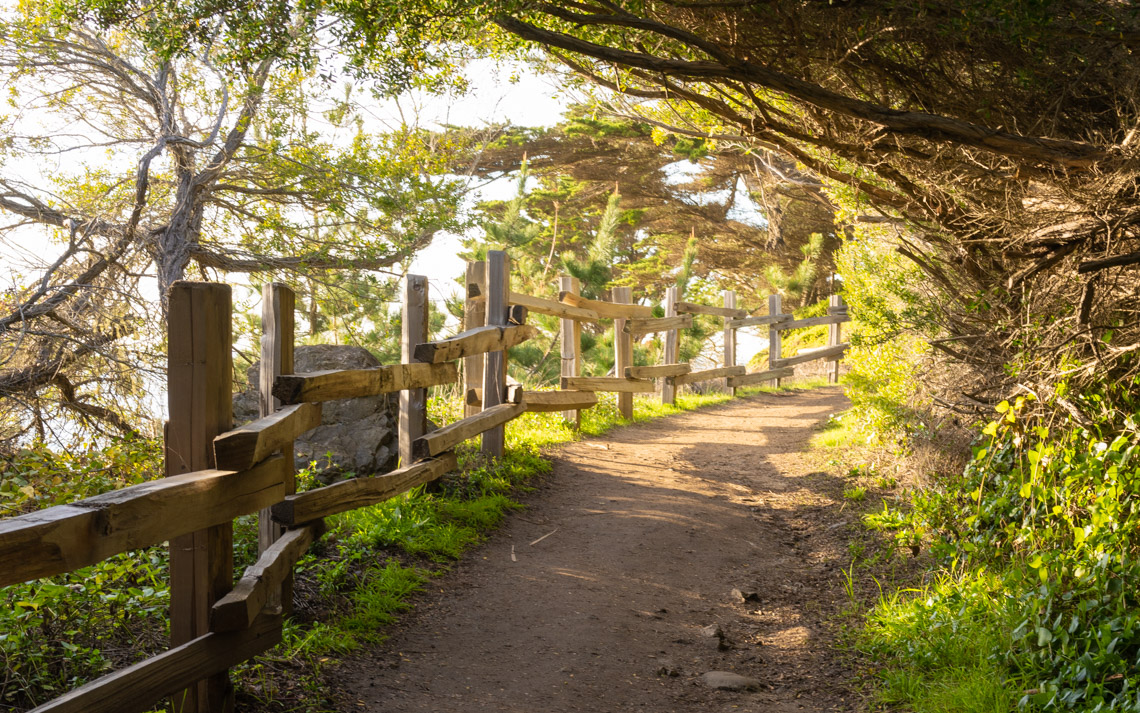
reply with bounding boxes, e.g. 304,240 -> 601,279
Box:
331,387 -> 859,712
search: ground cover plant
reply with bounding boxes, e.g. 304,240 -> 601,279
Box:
859,393 -> 1140,713
820,320 -> 1140,712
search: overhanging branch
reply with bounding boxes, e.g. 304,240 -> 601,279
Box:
495,14 -> 1104,168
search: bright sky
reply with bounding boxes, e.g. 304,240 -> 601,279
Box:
401,62 -> 574,303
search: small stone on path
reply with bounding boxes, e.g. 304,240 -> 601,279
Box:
701,671 -> 762,691
701,623 -> 724,638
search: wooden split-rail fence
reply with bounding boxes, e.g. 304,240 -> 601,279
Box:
0,250 -> 848,713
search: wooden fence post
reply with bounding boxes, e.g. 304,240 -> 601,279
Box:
482,251 -> 509,458
559,275 -> 581,427
768,294 -> 783,388
400,275 -> 429,466
828,293 -> 845,384
613,286 -> 633,419
258,283 -> 295,614
464,261 -> 487,419
166,282 -> 235,713
662,286 -> 678,405
723,289 -> 736,396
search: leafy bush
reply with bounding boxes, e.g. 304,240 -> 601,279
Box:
843,335 -> 928,442
0,550 -> 169,708
833,226 -> 937,444
863,394 -> 1140,711
0,438 -> 168,708
1,436 -> 163,516
834,227 -> 934,345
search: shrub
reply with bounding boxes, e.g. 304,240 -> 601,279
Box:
864,395 -> 1140,711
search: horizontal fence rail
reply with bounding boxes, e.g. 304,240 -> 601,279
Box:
0,456 -> 289,589
2,248 -> 849,713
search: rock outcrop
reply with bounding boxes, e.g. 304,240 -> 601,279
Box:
233,344 -> 398,475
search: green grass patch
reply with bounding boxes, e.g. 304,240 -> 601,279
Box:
339,561 -> 426,641
859,571 -> 1022,713
437,493 -> 521,530
810,410 -> 863,450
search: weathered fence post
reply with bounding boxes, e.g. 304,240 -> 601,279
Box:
662,286 -> 678,405
258,282 -> 295,614
464,261 -> 487,419
828,293 -> 846,384
723,289 -> 736,396
612,286 -> 634,419
482,251 -> 509,457
559,275 -> 582,427
166,281 -> 235,713
399,275 -> 429,466
768,294 -> 783,388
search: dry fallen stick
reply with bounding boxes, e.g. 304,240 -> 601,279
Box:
510,545 -> 517,562
529,528 -> 559,547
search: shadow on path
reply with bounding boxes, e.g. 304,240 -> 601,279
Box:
330,387 -> 857,713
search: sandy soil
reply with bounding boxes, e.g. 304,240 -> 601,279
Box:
329,387 -> 861,712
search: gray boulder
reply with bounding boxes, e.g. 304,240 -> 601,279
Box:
233,344 -> 399,475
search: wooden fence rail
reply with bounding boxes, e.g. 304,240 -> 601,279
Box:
0,456 -> 289,588
3,249 -> 850,713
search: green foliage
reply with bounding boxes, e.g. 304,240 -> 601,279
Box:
561,186 -> 624,297
0,550 -> 169,708
842,336 -> 928,442
0,439 -> 170,708
672,136 -> 708,161
860,571 -> 1022,713
835,228 -> 934,344
0,437 -> 162,516
829,221 -> 933,443
675,235 -> 699,295
478,164 -> 543,255
763,232 -> 823,309
861,394 -> 1140,712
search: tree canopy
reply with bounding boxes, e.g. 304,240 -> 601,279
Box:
0,0 -> 480,445
10,0 -> 1140,434
401,0 -> 1140,418
468,109 -> 840,305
